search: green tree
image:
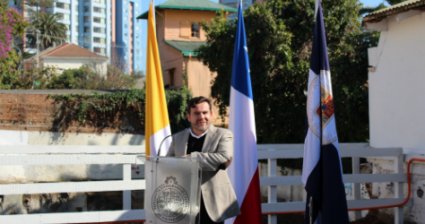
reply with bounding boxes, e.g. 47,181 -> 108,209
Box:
47,65 -> 137,90
32,12 -> 67,50
198,0 -> 371,143
0,0 -> 28,89
48,66 -> 92,89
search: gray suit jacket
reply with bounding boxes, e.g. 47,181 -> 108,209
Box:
167,125 -> 240,222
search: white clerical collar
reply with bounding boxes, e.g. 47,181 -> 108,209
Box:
189,128 -> 208,139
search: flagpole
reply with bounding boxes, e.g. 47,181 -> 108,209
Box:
309,196 -> 313,224
314,0 -> 320,19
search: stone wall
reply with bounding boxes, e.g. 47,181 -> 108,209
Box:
0,92 -> 54,131
0,90 -> 134,133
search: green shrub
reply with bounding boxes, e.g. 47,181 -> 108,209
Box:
49,87 -> 192,134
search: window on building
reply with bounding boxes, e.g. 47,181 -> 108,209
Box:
191,22 -> 200,38
56,2 -> 64,8
93,27 -> 104,33
167,68 -> 175,88
93,7 -> 104,14
56,2 -> 69,9
93,17 -> 104,23
94,47 -> 105,54
84,26 -> 90,32
93,37 -> 105,44
57,13 -> 64,20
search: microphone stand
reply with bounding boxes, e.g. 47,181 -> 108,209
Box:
156,134 -> 173,161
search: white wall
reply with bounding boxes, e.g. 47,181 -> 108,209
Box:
44,58 -> 107,76
368,10 -> 425,150
0,130 -> 144,146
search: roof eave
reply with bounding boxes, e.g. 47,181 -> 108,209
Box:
363,0 -> 425,24
137,7 -> 236,20
164,40 -> 204,57
43,56 -> 109,62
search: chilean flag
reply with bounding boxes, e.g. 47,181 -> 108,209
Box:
301,1 -> 349,224
226,2 -> 262,224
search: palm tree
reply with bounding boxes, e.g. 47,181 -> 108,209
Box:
31,12 -> 67,50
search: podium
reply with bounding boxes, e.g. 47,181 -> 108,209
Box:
144,156 -> 201,224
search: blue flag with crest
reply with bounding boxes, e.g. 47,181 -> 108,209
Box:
301,2 -> 349,223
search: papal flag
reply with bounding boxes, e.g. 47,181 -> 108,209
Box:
226,1 -> 262,224
301,1 -> 349,223
145,0 -> 171,157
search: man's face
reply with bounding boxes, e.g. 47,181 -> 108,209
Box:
187,102 -> 212,135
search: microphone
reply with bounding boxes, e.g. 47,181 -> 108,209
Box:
157,134 -> 173,157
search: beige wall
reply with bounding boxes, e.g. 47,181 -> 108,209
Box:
155,8 -> 224,125
162,10 -> 216,41
156,10 -> 184,88
43,58 -> 107,77
366,10 -> 425,150
186,58 -> 216,97
155,8 -> 218,91
160,45 -> 185,88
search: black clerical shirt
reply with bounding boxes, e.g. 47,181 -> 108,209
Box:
187,134 -> 206,154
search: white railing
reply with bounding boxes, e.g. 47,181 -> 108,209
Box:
258,143 -> 405,224
0,143 -> 406,224
0,146 -> 145,223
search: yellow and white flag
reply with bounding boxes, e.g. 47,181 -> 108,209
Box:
145,0 -> 171,157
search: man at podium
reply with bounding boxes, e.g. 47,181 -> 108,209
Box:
167,96 -> 240,224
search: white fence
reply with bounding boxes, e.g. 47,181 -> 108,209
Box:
0,143 -> 406,224
0,146 -> 145,223
258,143 -> 405,224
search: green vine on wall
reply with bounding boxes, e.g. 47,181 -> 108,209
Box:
49,88 -> 191,134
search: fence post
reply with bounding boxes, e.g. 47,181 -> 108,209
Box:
123,163 -> 132,210
352,156 -> 362,220
394,153 -> 404,224
268,158 -> 277,224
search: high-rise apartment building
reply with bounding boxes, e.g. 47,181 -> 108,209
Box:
112,0 -> 143,73
78,0 -> 112,58
9,0 -> 142,73
52,0 -> 80,45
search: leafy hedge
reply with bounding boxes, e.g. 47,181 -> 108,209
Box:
49,87 -> 191,134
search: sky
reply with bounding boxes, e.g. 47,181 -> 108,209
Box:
360,0 -> 385,7
138,0 -> 386,73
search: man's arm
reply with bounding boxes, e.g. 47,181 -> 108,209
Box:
190,129 -> 233,171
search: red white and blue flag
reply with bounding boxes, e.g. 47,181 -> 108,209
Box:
226,1 -> 262,224
301,1 -> 349,224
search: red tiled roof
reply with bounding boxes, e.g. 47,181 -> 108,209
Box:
39,43 -> 108,60
363,0 -> 425,23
